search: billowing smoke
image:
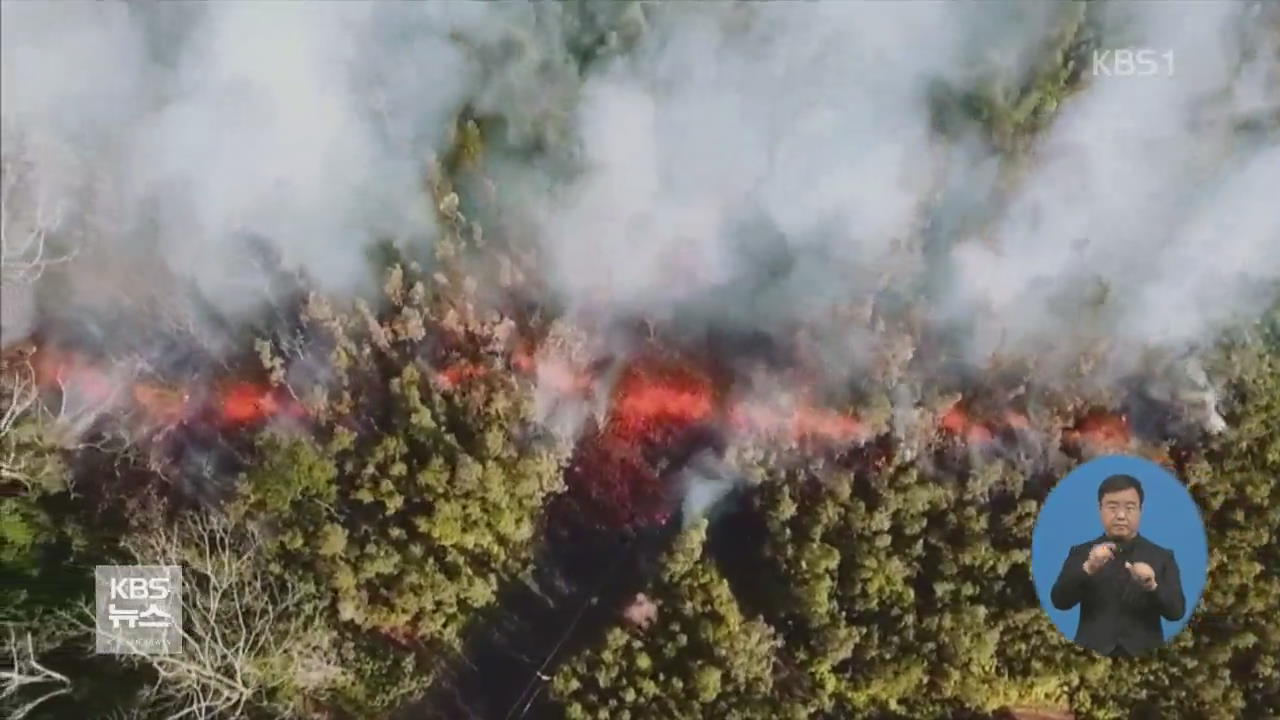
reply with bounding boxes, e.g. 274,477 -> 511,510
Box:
950,3 -> 1280,366
2,2 -> 1277,449
526,2 -> 1278,384
535,3 -> 1057,322
1,2 -> 532,335
678,448 -> 746,528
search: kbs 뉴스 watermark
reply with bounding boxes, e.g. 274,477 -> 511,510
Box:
95,565 -> 184,655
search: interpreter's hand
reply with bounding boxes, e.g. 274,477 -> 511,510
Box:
1083,542 -> 1116,575
1125,561 -> 1158,591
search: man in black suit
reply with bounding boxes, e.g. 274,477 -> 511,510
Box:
1050,473 -> 1186,656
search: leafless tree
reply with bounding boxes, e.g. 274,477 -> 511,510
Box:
0,153 -> 74,287
0,358 -> 40,488
1,628 -> 73,720
78,512 -> 345,720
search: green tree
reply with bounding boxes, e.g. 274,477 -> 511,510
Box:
237,260 -> 567,715
552,520 -> 783,720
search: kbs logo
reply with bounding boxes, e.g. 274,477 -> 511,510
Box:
110,576 -> 172,600
1092,49 -> 1175,77
95,565 -> 183,655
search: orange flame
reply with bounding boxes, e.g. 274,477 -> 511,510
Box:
787,405 -> 867,444
729,402 -> 867,445
560,355 -> 714,528
609,360 -> 715,439
1065,410 -> 1131,452
132,385 -> 189,425
513,345 -> 595,396
26,340 -> 1137,472
434,361 -> 489,390
561,353 -> 872,527
30,346 -> 301,428
217,381 -> 303,426
512,345 -> 536,373
33,348 -> 118,405
939,404 -> 995,445
510,345 -> 868,446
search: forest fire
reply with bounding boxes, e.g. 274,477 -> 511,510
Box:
513,343 -> 869,448
217,381 -> 303,425
939,404 -> 996,446
24,332 -> 1139,455
559,354 -> 719,528
552,351 -> 873,528
937,400 -> 1135,456
28,344 -> 302,430
607,359 -> 717,439
433,361 -> 490,390
19,329 -> 1142,531
728,402 -> 868,445
1064,409 -> 1133,453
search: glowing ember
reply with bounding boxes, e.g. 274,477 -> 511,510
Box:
1065,410 -> 1132,452
560,355 -> 716,528
609,360 -> 715,440
939,405 -> 995,445
967,423 -> 994,445
132,385 -> 189,425
29,346 -> 301,429
512,346 -> 536,373
729,402 -> 867,445
561,353 -> 874,527
939,406 -> 969,434
23,336 -> 1148,534
789,404 -> 866,443
523,345 -> 868,447
33,348 -> 119,405
217,381 -> 302,426
564,429 -> 674,528
434,361 -> 489,390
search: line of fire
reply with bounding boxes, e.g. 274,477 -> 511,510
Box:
0,240 -> 1227,717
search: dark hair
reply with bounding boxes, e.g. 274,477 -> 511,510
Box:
1097,474 -> 1144,506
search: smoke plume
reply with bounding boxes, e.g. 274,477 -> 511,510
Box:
3,1 -> 1277,422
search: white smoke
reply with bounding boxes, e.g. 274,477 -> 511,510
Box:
952,2 -> 1280,370
1,2 -> 501,331
526,2 -> 1278,385
678,448 -> 745,528
2,1 -> 1276,399
535,2 -> 1059,323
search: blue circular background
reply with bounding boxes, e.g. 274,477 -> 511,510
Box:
1031,455 -> 1208,643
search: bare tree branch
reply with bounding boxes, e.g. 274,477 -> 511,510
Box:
0,359 -> 40,488
67,512 -> 346,719
0,154 -> 75,287
1,628 -> 73,720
